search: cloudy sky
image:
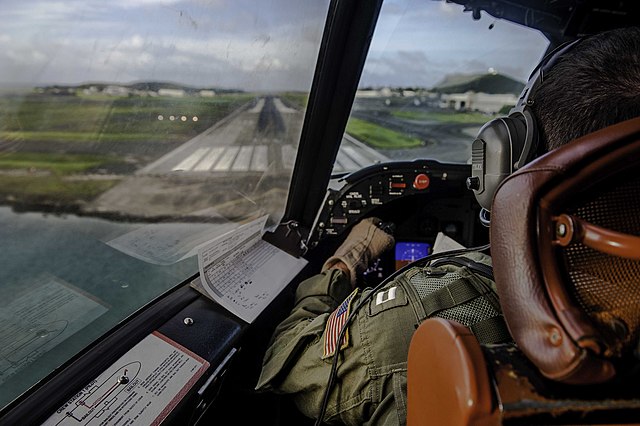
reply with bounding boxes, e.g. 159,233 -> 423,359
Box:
363,0 -> 549,88
0,0 -> 548,91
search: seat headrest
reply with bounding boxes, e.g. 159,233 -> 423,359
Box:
491,116 -> 640,385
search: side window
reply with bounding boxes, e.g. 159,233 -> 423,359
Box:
0,0 -> 330,411
337,0 -> 549,172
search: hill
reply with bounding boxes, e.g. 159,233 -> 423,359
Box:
434,73 -> 524,95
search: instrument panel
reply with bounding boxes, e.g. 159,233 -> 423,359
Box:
307,159 -> 485,249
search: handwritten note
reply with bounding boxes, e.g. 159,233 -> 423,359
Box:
196,216 -> 307,323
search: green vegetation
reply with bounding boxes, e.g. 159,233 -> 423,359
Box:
99,94 -> 253,137
0,131 -> 188,143
0,152 -> 118,174
0,91 -> 253,206
0,175 -> 120,204
346,117 -> 422,149
0,93 -> 253,143
280,92 -> 309,110
0,152 -> 122,204
391,110 -> 488,124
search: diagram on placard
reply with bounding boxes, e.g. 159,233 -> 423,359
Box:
0,320 -> 67,379
55,361 -> 142,425
0,274 -> 108,387
43,332 -> 210,426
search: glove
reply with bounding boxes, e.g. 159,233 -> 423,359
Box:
322,217 -> 394,287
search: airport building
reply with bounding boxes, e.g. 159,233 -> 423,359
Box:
439,91 -> 518,114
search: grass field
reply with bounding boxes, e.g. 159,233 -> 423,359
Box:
279,92 -> 308,110
391,110 -> 489,124
345,117 -> 422,149
0,91 -> 253,206
0,93 -> 253,143
0,152 -> 119,174
0,175 -> 120,204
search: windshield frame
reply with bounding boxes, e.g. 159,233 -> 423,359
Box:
280,0 -> 384,234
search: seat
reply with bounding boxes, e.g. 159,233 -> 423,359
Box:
408,117 -> 640,425
407,318 -> 499,426
491,115 -> 640,384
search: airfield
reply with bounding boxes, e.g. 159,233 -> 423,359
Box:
0,90 -> 483,221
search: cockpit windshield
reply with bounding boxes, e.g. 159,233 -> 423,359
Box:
337,0 -> 549,172
0,0 -> 330,409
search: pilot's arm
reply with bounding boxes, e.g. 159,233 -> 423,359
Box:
256,218 -> 399,425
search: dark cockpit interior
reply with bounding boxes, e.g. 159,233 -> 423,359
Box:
1,0 -> 639,425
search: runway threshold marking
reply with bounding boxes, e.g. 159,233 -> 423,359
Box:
213,146 -> 240,171
231,146 -> 253,171
251,146 -> 269,171
172,148 -> 209,171
194,147 -> 226,171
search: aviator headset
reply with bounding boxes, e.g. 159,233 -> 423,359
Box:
466,38 -> 584,220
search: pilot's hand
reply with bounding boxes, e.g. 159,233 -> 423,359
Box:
322,217 -> 395,287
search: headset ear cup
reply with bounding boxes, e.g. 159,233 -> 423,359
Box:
470,117 -> 523,211
469,39 -> 579,212
469,112 -> 537,212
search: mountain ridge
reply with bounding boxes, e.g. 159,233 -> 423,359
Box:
434,73 -> 524,95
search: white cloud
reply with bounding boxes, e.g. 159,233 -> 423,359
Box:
0,0 -> 546,92
0,0 -> 329,91
128,35 -> 146,49
110,0 -> 185,8
438,1 -> 459,15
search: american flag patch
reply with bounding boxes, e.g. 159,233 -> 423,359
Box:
322,288 -> 358,359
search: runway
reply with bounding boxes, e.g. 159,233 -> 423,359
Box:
138,96 -> 388,175
87,96 -> 388,219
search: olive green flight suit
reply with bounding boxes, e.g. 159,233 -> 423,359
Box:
256,252 -> 497,425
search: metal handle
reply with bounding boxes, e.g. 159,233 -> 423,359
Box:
554,214 -> 640,260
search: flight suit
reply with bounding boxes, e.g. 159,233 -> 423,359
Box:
256,251 -> 500,425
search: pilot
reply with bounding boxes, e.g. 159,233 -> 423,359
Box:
256,27 -> 640,425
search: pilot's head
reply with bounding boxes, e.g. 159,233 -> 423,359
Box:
532,26 -> 640,152
470,26 -> 640,212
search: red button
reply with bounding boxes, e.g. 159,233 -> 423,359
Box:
413,173 -> 430,190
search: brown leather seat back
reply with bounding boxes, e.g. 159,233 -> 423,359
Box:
407,318 -> 499,426
491,116 -> 640,384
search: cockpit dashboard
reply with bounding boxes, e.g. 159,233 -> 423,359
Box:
307,160 -> 487,281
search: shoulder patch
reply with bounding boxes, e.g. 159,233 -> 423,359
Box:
368,285 -> 408,317
322,288 -> 358,359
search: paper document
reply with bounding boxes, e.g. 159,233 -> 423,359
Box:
197,216 -> 308,323
432,232 -> 466,254
107,221 -> 236,265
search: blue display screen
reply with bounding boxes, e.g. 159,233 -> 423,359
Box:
395,242 -> 431,262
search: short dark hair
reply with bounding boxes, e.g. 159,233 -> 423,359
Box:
532,26 -> 640,152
